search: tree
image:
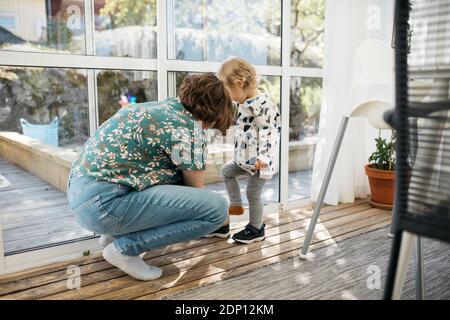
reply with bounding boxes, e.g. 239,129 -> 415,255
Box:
290,0 -> 325,141
291,0 -> 325,68
173,0 -> 281,64
99,0 -> 157,28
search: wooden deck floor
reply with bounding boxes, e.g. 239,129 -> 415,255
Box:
0,199 -> 392,300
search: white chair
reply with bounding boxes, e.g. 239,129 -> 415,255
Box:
298,99 -> 393,259
299,38 -> 425,299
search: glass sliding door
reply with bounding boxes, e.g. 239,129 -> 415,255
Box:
0,66 -> 92,255
288,77 -> 322,201
0,0 -> 325,271
287,0 -> 325,202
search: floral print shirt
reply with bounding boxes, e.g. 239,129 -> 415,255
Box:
71,98 -> 207,190
234,92 -> 281,179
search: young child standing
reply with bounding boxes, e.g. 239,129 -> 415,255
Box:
206,57 -> 281,243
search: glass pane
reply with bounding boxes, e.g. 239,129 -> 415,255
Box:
291,0 -> 325,68
94,0 -> 157,58
0,66 -> 91,255
0,66 -> 89,149
170,0 -> 281,65
0,0 -> 86,54
170,71 -> 281,206
288,77 -> 322,200
97,70 -> 158,125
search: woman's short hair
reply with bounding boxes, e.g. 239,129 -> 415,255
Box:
178,72 -> 234,133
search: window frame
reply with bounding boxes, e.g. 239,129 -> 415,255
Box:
0,0 -> 324,274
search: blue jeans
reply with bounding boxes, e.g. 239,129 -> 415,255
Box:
67,173 -> 228,256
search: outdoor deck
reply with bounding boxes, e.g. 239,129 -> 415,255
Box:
0,198 -> 392,299
0,157 -> 92,254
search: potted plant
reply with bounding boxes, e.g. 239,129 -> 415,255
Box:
365,130 -> 396,210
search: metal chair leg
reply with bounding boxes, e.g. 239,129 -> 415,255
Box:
384,230 -> 403,299
300,116 -> 349,258
392,232 -> 416,299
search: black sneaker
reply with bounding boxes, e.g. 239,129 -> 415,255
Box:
232,223 -> 266,244
203,224 -> 230,238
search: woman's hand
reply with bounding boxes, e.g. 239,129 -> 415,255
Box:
255,159 -> 268,171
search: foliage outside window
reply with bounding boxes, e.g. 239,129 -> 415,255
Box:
291,0 -> 325,68
172,0 -> 281,65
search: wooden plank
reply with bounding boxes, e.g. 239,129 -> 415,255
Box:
0,183 -> 61,198
0,162 -> 25,171
0,173 -> 49,186
28,208 -> 387,300
2,204 -> 367,294
0,181 -> 51,193
0,200 -> 367,295
140,219 -> 392,300
2,205 -> 72,230
0,163 -> 43,177
0,156 -> 79,254
4,228 -> 93,254
0,198 -> 339,284
0,198 -> 68,215
0,166 -> 29,174
4,215 -> 90,242
85,212 -> 391,300
0,156 -> 67,194
0,189 -> 67,207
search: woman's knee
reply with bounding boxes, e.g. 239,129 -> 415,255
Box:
207,193 -> 228,226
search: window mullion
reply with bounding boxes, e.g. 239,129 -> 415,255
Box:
84,0 -> 98,132
279,0 -> 292,205
157,0 -> 168,100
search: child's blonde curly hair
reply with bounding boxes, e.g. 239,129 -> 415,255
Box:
217,57 -> 260,89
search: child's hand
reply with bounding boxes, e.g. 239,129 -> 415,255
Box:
255,159 -> 268,171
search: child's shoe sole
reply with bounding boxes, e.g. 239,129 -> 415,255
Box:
232,236 -> 266,244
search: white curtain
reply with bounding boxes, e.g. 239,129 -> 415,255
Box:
311,0 -> 395,205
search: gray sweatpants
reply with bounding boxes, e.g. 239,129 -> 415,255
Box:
220,161 -> 266,229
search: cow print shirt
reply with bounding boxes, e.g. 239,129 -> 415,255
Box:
233,91 -> 281,179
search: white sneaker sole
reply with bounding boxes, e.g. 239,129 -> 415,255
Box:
232,236 -> 266,244
203,232 -> 230,238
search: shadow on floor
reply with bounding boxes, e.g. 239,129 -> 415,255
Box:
167,226 -> 450,300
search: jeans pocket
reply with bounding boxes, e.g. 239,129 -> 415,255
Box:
71,195 -> 120,235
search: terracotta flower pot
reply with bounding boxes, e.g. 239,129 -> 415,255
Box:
365,164 -> 395,210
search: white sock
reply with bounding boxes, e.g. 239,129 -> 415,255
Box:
102,243 -> 163,281
99,235 -> 116,247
